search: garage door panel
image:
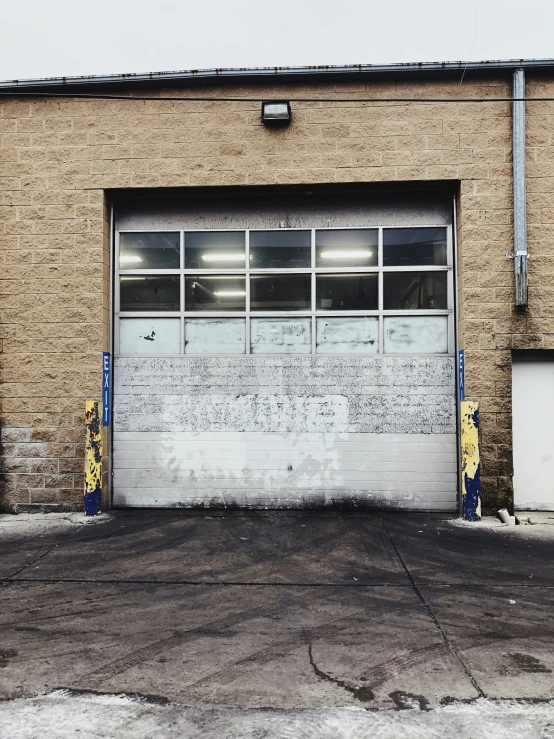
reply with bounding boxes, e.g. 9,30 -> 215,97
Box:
114,456 -> 457,473
115,397 -> 455,434
114,360 -> 456,436
113,488 -> 458,499
113,489 -> 458,509
116,357 -> 455,389
115,482 -> 457,494
114,469 -> 458,486
117,385 -> 453,398
114,446 -> 452,462
114,431 -> 457,446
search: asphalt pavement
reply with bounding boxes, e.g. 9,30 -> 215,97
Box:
1,509 -> 554,736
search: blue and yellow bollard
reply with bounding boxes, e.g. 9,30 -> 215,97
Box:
84,401 -> 102,516
461,400 -> 481,521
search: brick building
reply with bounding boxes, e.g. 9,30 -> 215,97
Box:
1,59 -> 553,514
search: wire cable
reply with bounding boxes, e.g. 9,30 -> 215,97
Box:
0,91 -> 549,103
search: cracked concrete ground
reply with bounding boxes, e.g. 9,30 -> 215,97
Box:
1,510 -> 554,736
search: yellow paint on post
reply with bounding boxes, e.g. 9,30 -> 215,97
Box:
84,400 -> 102,516
460,400 -> 481,521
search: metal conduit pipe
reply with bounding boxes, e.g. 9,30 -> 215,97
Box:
512,68 -> 528,306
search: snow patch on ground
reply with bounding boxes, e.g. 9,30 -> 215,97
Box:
448,514 -> 554,540
449,516 -> 506,529
0,512 -> 112,537
1,692 -> 554,738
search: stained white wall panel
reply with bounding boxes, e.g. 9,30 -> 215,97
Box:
185,318 -> 246,354
113,356 -> 457,509
316,317 -> 379,354
119,318 -> 181,354
250,318 -> 311,354
384,316 -> 449,354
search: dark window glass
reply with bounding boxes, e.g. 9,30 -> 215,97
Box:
249,230 -> 311,268
383,272 -> 448,310
119,232 -> 180,269
185,232 -> 245,269
316,274 -> 378,311
185,275 -> 246,312
250,274 -> 311,311
316,229 -> 378,268
383,228 -> 447,266
120,275 -> 180,311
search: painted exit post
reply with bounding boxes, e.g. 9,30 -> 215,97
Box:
458,350 -> 481,521
461,400 -> 481,521
84,401 -> 102,516
84,354 -> 110,515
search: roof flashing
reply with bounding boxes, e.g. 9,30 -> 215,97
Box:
1,58 -> 554,94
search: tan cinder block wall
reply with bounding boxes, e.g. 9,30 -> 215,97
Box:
526,79 -> 554,349
0,74 -> 546,512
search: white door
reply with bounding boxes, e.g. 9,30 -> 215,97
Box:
513,360 -> 554,510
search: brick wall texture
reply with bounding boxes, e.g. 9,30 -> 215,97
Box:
0,74 -> 552,512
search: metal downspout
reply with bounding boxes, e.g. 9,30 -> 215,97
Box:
512,68 -> 528,306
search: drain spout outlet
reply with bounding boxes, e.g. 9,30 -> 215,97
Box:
498,508 -> 515,525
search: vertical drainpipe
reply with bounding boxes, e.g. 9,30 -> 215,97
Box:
512,68 -> 528,306
108,202 -> 114,507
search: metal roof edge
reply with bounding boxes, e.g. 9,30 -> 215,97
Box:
2,58 -> 554,93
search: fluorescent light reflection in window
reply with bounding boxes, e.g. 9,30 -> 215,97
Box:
316,229 -> 378,268
185,275 -> 246,311
119,232 -> 180,269
185,232 -> 246,269
320,251 -> 373,260
202,254 -> 246,262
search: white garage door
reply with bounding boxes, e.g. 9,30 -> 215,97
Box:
112,202 -> 457,510
513,358 -> 554,510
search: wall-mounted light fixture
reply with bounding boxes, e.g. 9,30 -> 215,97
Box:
261,101 -> 292,126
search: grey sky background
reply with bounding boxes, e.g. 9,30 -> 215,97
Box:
1,0 -> 552,82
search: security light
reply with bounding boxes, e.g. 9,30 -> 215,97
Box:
261,101 -> 292,126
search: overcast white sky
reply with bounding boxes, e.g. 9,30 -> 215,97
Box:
1,0 -> 553,82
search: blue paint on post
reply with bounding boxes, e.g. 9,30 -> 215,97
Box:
463,467 -> 481,522
102,352 -> 111,426
84,487 -> 102,516
458,350 -> 465,401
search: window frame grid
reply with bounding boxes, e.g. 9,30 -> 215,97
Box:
115,225 -> 454,357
